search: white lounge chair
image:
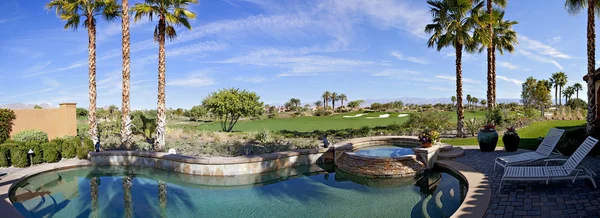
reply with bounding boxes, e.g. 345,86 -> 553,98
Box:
494,128 -> 565,170
498,136 -> 598,192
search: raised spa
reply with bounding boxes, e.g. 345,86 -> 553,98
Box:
353,145 -> 415,158
11,165 -> 465,218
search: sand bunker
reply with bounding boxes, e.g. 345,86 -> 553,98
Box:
343,114 -> 365,118
397,114 -> 408,117
366,114 -> 390,119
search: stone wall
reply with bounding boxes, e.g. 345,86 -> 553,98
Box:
90,148 -> 334,176
336,152 -> 426,178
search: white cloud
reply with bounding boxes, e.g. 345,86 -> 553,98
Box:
372,69 -> 420,77
391,51 -> 429,64
167,71 -> 215,87
0,17 -> 22,24
498,61 -> 519,70
24,61 -> 52,74
548,36 -> 562,44
234,76 -> 266,83
519,35 -> 572,59
518,50 -> 564,70
435,75 -> 482,84
26,61 -> 87,77
497,75 -> 523,86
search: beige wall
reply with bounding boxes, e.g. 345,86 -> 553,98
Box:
10,103 -> 77,140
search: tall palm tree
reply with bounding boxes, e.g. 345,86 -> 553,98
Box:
322,91 -> 331,109
573,82 -> 583,98
488,10 -> 518,107
566,0 -> 600,132
339,94 -> 348,107
466,94 -> 472,109
314,101 -> 322,108
555,72 -> 568,106
132,0 -> 198,151
550,73 -> 560,105
46,0 -> 119,148
485,0 -> 507,108
426,0 -> 484,137
564,86 -> 575,102
451,96 -> 457,108
331,92 -> 338,109
121,0 -> 132,149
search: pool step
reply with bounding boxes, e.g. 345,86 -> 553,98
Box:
438,147 -> 464,159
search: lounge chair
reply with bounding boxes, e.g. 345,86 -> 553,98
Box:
494,128 -> 565,170
498,136 -> 598,192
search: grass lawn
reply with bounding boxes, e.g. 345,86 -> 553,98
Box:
175,110 -> 490,132
442,120 -> 586,150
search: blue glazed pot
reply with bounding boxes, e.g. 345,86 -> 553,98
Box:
477,130 -> 498,152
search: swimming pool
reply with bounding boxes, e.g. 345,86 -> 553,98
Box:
353,144 -> 415,158
11,164 -> 466,218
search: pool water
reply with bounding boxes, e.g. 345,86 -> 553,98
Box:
354,145 -> 415,158
11,165 -> 465,218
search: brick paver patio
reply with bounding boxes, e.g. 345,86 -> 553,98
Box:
455,146 -> 600,218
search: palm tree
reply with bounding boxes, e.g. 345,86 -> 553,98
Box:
322,91 -> 331,109
46,0 -> 119,148
121,0 -> 132,149
555,72 -> 568,106
339,94 -> 348,107
466,94 -> 472,109
314,101 -> 323,108
331,92 -> 338,109
485,0 -> 507,108
132,0 -> 198,151
573,82 -> 583,98
566,0 -> 600,132
564,86 -> 575,103
451,96 -> 457,108
488,10 -> 518,107
549,73 -> 560,105
472,97 -> 479,108
481,99 -> 487,107
425,0 -> 484,137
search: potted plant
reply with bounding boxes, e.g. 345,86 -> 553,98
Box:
502,127 -> 519,152
419,129 -> 440,148
477,123 -> 498,152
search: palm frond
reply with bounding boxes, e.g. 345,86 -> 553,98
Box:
165,25 -> 177,41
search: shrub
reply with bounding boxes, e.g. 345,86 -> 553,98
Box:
0,109 -> 16,144
42,142 -> 61,163
523,107 -> 537,118
10,146 -> 29,168
77,138 -> 95,159
76,108 -> 88,118
485,108 -> 503,127
12,130 -> 49,143
566,99 -> 587,110
61,137 -> 79,159
25,141 -> 44,164
403,111 -> 450,132
386,122 -> 402,131
0,146 -> 8,167
314,109 -> 332,116
254,129 -> 270,144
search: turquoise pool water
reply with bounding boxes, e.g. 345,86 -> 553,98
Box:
11,164 -> 465,218
354,145 -> 415,158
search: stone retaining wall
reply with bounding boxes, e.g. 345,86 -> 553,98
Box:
335,152 -> 427,178
90,148 -> 334,176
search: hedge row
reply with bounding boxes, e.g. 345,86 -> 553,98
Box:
0,136 -> 95,168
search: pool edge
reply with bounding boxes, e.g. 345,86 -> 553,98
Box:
437,160 -> 491,218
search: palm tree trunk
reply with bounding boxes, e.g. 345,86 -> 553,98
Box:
492,44 -> 497,107
486,0 -> 493,109
87,20 -> 98,148
123,176 -> 132,218
559,86 -> 562,106
154,17 -> 167,151
91,177 -> 98,218
587,0 -> 597,133
158,181 -> 167,218
455,42 -> 464,137
332,101 -> 335,110
121,0 -> 132,149
577,90 -> 579,99
555,86 -> 558,106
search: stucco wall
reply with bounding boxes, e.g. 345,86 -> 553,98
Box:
10,103 -> 77,140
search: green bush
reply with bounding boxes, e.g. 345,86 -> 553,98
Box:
0,145 -> 9,167
12,130 -> 49,143
76,108 -> 88,118
42,142 -> 61,163
485,108 -> 503,127
403,111 -> 450,132
76,138 -> 95,159
25,141 -> 44,164
10,146 -> 29,168
0,109 -> 17,144
566,99 -> 587,110
61,137 -> 79,159
314,109 -> 332,116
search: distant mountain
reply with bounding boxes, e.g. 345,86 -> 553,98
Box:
0,103 -> 56,109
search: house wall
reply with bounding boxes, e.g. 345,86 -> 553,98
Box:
10,103 -> 77,140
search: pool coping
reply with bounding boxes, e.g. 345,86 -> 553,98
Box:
437,160 -> 491,218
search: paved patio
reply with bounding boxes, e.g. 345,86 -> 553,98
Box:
455,146 -> 600,218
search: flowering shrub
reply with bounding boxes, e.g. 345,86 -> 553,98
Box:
481,124 -> 495,132
504,127 -> 518,136
419,129 -> 440,144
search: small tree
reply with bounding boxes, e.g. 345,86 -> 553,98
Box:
0,109 -> 16,144
34,105 -> 42,109
203,88 -> 264,132
186,105 -> 208,121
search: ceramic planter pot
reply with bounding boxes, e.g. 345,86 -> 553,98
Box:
502,134 -> 520,152
421,142 -> 432,148
478,130 -> 498,152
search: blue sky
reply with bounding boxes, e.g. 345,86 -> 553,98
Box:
0,0 -> 593,109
